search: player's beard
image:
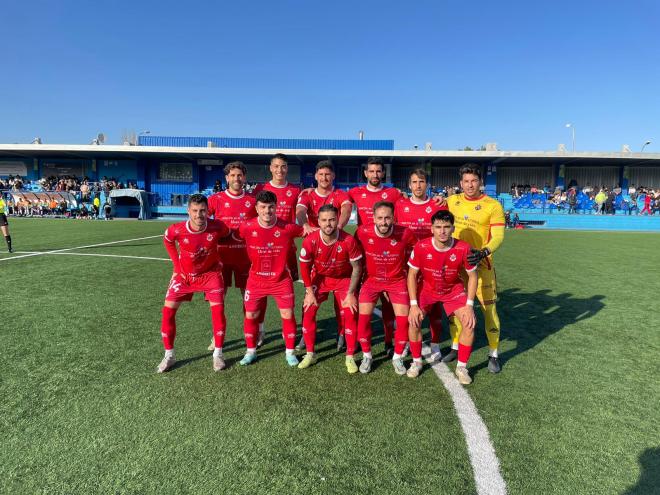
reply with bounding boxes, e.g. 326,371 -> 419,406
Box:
369,177 -> 382,188
376,223 -> 392,236
229,180 -> 243,194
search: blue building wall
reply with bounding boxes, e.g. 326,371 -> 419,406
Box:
138,135 -> 394,150
97,159 -> 139,186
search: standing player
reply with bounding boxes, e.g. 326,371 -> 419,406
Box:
253,153 -> 302,344
157,194 -> 231,373
445,164 -> 505,373
348,157 -> 402,356
299,204 -> 363,372
407,210 -> 478,383
0,194 -> 12,252
206,161 -> 257,348
296,160 -> 353,350
394,168 -> 447,360
239,190 -> 304,366
355,201 -> 416,374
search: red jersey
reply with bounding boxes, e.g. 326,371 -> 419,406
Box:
296,188 -> 352,228
394,197 -> 447,240
163,219 -> 230,276
348,185 -> 402,226
239,218 -> 304,282
253,181 -> 300,223
299,230 -> 362,279
355,224 -> 416,282
407,238 -> 476,296
207,190 -> 257,260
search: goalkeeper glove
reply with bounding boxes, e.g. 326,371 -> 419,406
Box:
467,247 -> 491,265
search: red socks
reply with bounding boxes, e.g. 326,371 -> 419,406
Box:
429,304 -> 443,344
302,306 -> 319,352
394,315 -> 409,355
282,317 -> 297,350
210,304 -> 226,349
333,297 -> 345,336
409,340 -> 423,360
160,306 -> 177,350
343,308 -> 358,355
357,313 -> 372,353
243,317 -> 259,349
458,343 -> 473,364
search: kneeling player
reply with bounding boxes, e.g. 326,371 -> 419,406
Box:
239,191 -> 304,366
299,205 -> 362,372
356,201 -> 416,374
157,194 -> 231,373
407,210 -> 477,383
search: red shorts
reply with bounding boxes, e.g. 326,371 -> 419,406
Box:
222,262 -> 250,290
359,278 -> 409,306
244,276 -> 296,312
165,271 -> 225,304
312,275 -> 351,304
419,285 -> 467,317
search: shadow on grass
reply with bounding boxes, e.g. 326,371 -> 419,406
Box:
468,287 -> 606,372
622,447 -> 660,495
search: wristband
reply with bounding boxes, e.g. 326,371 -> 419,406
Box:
466,299 -> 474,306
410,299 -> 418,306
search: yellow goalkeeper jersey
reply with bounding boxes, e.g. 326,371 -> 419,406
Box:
447,193 -> 505,253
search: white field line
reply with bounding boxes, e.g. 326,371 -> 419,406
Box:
0,235 -> 164,262
373,306 -> 507,495
12,251 -> 169,261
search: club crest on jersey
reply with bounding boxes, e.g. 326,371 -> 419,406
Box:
425,206 -> 432,213
455,201 -> 461,206
274,230 -> 281,237
381,192 -> 388,199
207,234 -> 214,241
390,239 -> 397,246
449,254 -> 457,262
286,190 -> 292,197
464,215 -> 469,220
336,245 -> 342,253
475,205 -> 482,210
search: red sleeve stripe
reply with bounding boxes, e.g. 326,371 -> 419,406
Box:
490,223 -> 505,227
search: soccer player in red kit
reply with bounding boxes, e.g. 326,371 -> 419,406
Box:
206,161 -> 257,348
299,204 -> 363,372
407,210 -> 478,383
157,194 -> 231,373
253,153 -> 302,344
355,201 -> 416,374
239,190 -> 304,367
395,168 -> 447,361
296,160 -> 353,351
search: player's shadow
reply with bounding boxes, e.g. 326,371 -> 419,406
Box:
621,447 -> 660,495
467,288 -> 606,373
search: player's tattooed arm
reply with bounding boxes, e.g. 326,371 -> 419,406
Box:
407,266 -> 424,328
458,269 -> 479,331
342,260 -> 362,313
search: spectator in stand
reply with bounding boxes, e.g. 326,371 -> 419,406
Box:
504,210 -> 512,228
103,200 -> 112,220
641,190 -> 653,215
513,212 -> 520,227
628,184 -> 637,196
80,181 -> 90,200
594,188 -> 607,214
213,180 -> 222,193
568,187 -> 578,214
582,183 -> 593,195
605,189 -> 616,215
627,188 -> 639,215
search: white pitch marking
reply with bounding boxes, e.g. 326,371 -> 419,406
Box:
422,343 -> 507,495
373,306 -> 507,494
13,251 -> 169,261
0,235 -> 164,262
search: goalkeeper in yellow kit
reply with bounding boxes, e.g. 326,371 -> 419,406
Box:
443,164 -> 505,373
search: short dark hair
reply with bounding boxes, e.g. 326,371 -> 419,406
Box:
224,161 -> 247,176
271,153 -> 288,164
255,190 -> 277,205
373,200 -> 394,214
409,168 -> 427,181
316,160 -> 334,172
431,209 -> 454,224
188,193 -> 208,206
318,204 -> 338,216
459,163 -> 482,180
366,157 -> 384,167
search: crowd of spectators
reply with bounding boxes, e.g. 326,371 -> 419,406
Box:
0,175 -> 25,191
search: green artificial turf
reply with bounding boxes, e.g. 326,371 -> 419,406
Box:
1,218 -> 658,494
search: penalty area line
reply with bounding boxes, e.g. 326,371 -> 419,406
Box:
0,235 -> 164,263
12,251 -> 169,262
373,306 -> 507,495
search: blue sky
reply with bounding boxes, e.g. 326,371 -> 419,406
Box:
1,0 -> 659,152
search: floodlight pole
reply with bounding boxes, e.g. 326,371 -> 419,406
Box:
641,140 -> 651,152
